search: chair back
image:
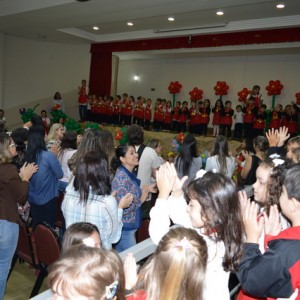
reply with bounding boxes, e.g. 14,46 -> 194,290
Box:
34,222 -> 61,266
17,220 -> 38,266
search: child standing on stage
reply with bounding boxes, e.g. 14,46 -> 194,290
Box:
247,85 -> 262,108
212,99 -> 223,137
144,98 -> 152,130
253,104 -> 267,137
178,101 -> 189,132
269,103 -> 282,130
233,105 -> 244,140
164,100 -> 173,131
201,99 -> 211,137
172,101 -> 181,132
243,97 -> 257,139
112,95 -> 121,125
221,100 -> 234,138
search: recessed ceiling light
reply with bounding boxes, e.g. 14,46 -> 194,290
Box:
93,26 -> 99,30
216,10 -> 224,16
168,17 -> 175,22
127,22 -> 134,26
276,3 -> 285,8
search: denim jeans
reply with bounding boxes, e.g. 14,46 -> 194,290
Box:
114,229 -> 137,252
79,105 -> 87,121
0,220 -> 19,299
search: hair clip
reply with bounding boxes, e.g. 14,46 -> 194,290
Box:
175,237 -> 193,250
195,169 -> 207,179
272,158 -> 285,167
106,281 -> 118,299
82,237 -> 96,247
269,153 -> 280,159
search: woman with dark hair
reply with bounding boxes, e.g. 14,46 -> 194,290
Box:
62,151 -> 132,250
25,125 -> 63,228
57,131 -> 77,192
205,135 -> 236,178
111,144 -> 156,252
174,134 -> 202,183
0,133 -> 37,298
10,127 -> 29,170
241,135 -> 269,186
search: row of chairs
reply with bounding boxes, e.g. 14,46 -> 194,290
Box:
9,221 -> 61,298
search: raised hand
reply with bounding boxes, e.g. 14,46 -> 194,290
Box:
243,200 -> 264,244
156,162 -> 177,199
263,205 -> 282,236
277,126 -> 290,147
266,128 -> 279,147
124,253 -> 138,290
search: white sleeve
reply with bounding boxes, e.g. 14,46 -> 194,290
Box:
205,157 -> 212,172
149,195 -> 192,245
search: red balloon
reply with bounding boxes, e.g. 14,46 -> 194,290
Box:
266,80 -> 283,96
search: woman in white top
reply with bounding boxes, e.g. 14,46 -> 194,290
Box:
205,135 -> 236,178
174,134 -> 202,185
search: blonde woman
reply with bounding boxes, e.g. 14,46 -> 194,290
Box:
46,123 -> 65,151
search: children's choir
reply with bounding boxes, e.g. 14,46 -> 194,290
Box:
83,86 -> 299,138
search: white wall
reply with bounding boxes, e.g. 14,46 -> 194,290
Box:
2,35 -> 90,128
117,54 -> 300,109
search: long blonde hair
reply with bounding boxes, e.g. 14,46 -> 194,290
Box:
136,227 -> 208,300
47,123 -> 63,142
0,133 -> 13,164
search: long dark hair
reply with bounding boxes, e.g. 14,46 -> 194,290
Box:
185,172 -> 244,272
24,125 -> 46,163
175,134 -> 198,177
211,135 -> 230,175
73,151 -> 111,203
111,144 -> 131,171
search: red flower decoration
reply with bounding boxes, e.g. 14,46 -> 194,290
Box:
295,92 -> 300,105
115,130 -> 123,141
168,81 -> 182,94
237,88 -> 251,102
266,80 -> 284,96
52,104 -> 61,111
214,81 -> 229,96
176,132 -> 186,144
189,87 -> 203,101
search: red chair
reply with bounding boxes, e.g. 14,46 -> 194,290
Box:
29,222 -> 61,298
8,220 -> 39,281
136,219 -> 150,243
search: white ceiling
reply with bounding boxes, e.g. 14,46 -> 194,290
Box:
0,0 -> 300,59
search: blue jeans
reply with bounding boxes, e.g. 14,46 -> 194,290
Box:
79,105 -> 87,121
114,229 -> 137,253
0,220 -> 19,299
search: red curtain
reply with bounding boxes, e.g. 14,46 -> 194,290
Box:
89,52 -> 112,96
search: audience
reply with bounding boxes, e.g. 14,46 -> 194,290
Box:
0,133 -> 37,299
61,222 -> 101,251
111,144 -> 156,252
205,135 -> 236,177
48,245 -> 125,300
62,151 -> 132,250
127,227 -> 208,300
174,134 -> 202,185
149,163 -> 244,299
25,125 -> 63,228
237,164 -> 300,299
46,123 -> 65,151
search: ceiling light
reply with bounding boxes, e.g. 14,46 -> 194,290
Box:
216,10 -> 224,16
168,17 -> 175,22
276,3 -> 285,8
93,26 -> 99,30
127,22 -> 134,26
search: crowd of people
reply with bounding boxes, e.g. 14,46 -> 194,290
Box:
1,95 -> 300,299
